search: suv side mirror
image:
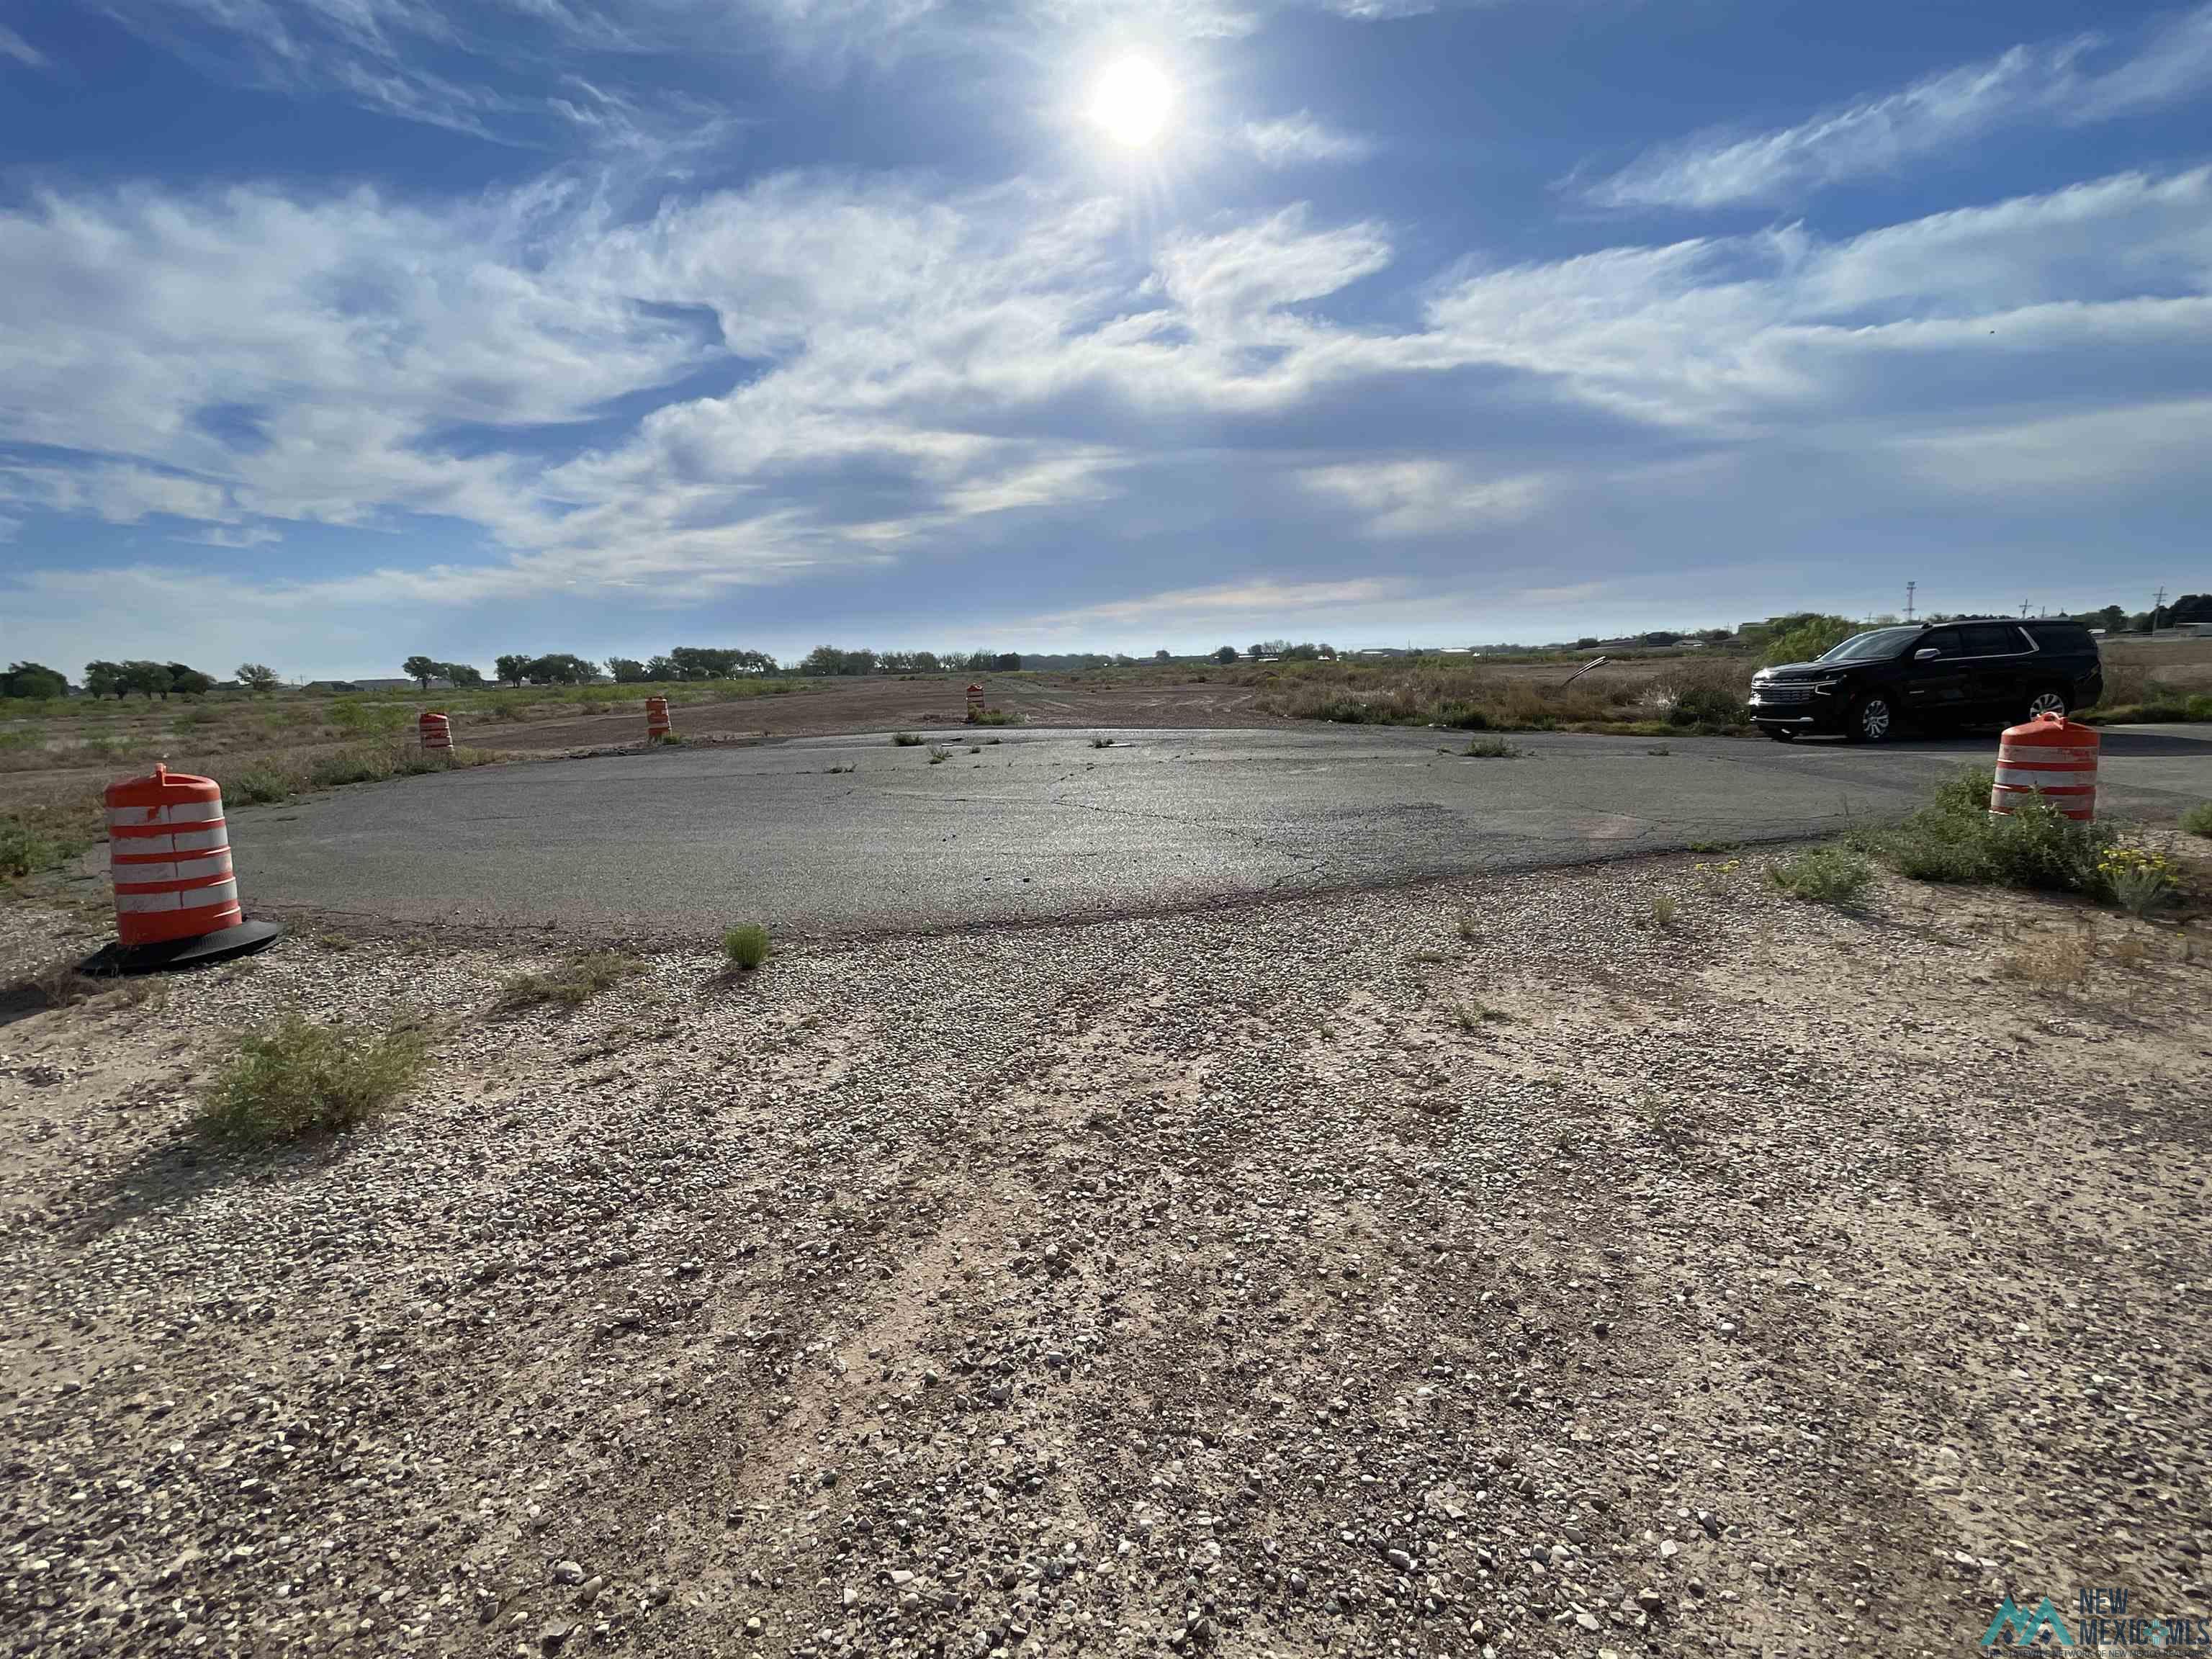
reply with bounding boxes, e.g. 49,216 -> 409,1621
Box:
1913,647 -> 1940,660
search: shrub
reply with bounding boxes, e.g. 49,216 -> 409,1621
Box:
892,732 -> 922,746
1864,766 -> 2116,896
199,1014 -> 427,1143
495,952 -> 639,1011
1,819 -> 60,878
2099,847 -> 2177,918
1768,845 -> 1874,904
2182,802 -> 2212,838
723,924 -> 772,970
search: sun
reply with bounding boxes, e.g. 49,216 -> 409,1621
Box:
1089,55 -> 1174,148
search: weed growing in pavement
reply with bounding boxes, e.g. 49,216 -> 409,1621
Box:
199,1013 -> 428,1143
495,952 -> 639,1012
927,745 -> 952,764
1462,736 -> 1521,758
2182,801 -> 2212,837
891,732 -> 922,746
722,924 -> 772,971
1768,845 -> 1874,905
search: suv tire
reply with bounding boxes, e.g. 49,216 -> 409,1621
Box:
1847,691 -> 1897,744
2023,685 -> 2068,723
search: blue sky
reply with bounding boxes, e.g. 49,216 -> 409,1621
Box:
1,0 -> 2207,678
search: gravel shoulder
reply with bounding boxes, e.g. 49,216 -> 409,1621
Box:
2,851 -> 2208,1658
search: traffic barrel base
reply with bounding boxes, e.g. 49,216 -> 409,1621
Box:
80,918 -> 284,977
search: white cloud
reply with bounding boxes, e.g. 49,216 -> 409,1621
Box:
1299,459 -> 1549,537
0,22 -> 45,66
1586,4 -> 2212,210
1241,112 -> 1377,168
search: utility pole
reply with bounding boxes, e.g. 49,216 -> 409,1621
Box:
1905,581 -> 1915,622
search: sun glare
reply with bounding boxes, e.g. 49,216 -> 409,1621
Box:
1089,56 -> 1174,148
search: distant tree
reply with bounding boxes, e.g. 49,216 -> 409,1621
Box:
402,654 -> 441,690
84,661 -> 126,700
236,662 -> 280,694
524,652 -> 598,685
165,663 -> 217,698
443,662 -> 485,688
1213,645 -> 1238,665
120,660 -> 174,700
494,653 -> 530,687
1,662 -> 68,699
608,657 -> 649,683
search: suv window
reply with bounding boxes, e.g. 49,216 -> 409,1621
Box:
2026,621 -> 2093,651
1961,624 -> 2027,655
1917,629 -> 1963,658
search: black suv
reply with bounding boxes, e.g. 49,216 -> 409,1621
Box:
1748,619 -> 2103,743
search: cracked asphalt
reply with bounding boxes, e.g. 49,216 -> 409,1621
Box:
230,724 -> 2212,938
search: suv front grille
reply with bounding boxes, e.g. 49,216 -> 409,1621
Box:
1756,683 -> 1817,705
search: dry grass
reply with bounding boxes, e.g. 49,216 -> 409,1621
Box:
1997,932 -> 2098,988
495,952 -> 640,1012
1244,655 -> 1752,734
198,1013 -> 428,1143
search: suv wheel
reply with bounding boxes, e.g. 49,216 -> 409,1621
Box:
2024,686 -> 2067,722
1847,692 -> 1897,744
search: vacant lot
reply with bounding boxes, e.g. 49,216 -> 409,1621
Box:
2,845 -> 2206,1658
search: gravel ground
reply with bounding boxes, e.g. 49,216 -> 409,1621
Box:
2,851 -> 2208,1659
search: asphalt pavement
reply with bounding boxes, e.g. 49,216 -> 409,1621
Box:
231,724 -> 2212,939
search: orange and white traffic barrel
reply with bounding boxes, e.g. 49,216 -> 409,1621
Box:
418,711 -> 451,752
646,696 -> 672,742
1990,711 -> 2099,822
88,765 -> 281,972
965,683 -> 984,722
